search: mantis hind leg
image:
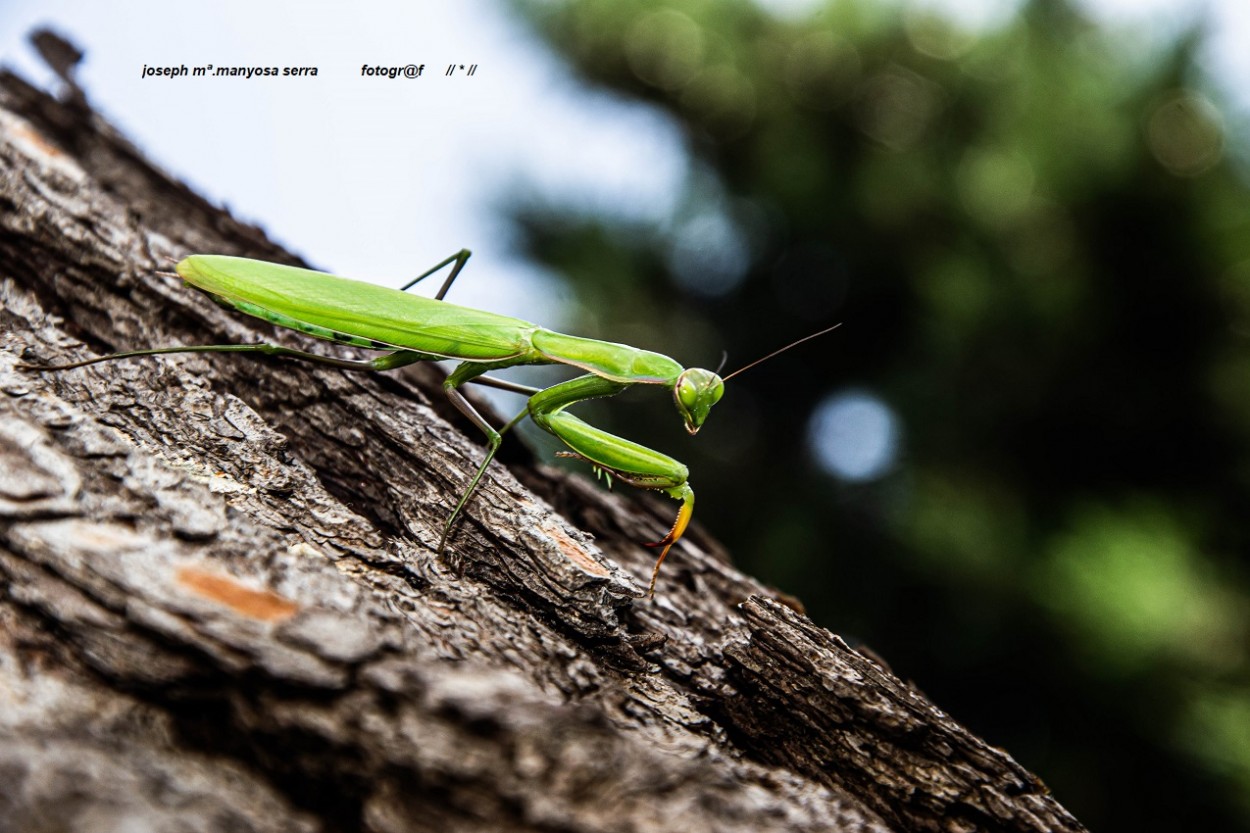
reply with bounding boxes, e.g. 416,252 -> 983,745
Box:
437,362 -> 530,553
18,343 -> 433,373
398,249 -> 472,300
24,342 -> 538,554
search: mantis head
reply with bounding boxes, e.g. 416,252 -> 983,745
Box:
674,368 -> 725,435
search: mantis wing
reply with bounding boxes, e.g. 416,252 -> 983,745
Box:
178,255 -> 540,362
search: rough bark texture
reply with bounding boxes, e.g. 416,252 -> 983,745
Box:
0,35 -> 1086,833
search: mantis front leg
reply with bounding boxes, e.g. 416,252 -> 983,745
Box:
527,374 -> 696,596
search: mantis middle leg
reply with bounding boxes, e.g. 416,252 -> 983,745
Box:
437,361 -> 535,552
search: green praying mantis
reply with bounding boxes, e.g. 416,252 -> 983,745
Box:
22,251 -> 837,595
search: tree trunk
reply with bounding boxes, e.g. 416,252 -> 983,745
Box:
0,32 -> 1085,833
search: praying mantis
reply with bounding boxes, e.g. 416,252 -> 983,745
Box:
22,251 -> 837,595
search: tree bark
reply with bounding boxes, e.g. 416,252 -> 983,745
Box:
0,33 -> 1086,833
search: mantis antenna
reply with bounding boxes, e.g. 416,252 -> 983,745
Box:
722,322 -> 842,382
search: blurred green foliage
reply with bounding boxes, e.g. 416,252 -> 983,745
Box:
505,0 -> 1250,829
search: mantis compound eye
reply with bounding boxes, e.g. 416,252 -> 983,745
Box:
674,368 -> 725,434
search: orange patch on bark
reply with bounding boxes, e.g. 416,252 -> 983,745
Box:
12,121 -> 64,158
176,566 -> 299,621
542,522 -> 608,577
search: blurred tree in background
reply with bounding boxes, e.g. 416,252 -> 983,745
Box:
503,0 -> 1250,829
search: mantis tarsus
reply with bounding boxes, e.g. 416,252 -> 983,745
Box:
21,251 -> 838,596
